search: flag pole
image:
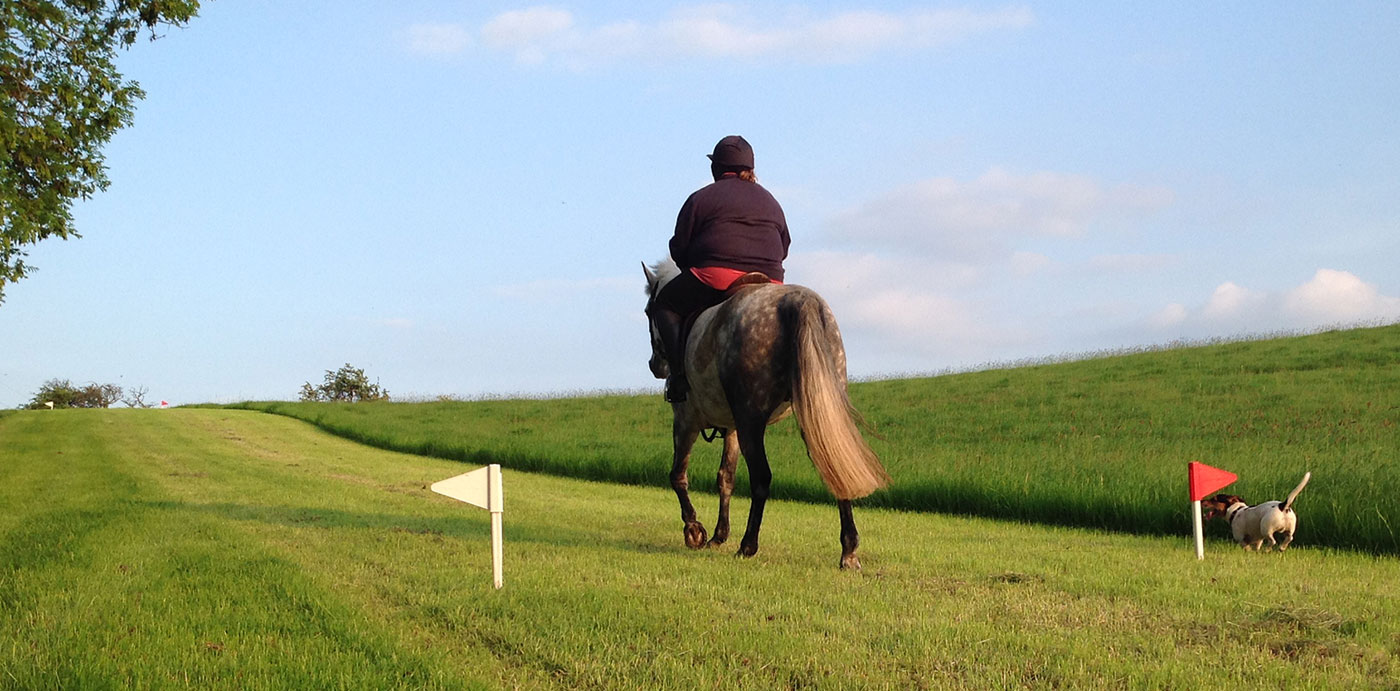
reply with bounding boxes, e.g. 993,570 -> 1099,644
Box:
489,464 -> 504,589
1188,461 -> 1237,560
430,463 -> 506,589
1193,499 -> 1204,560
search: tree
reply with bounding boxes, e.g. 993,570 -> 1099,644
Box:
1,0 -> 202,304
300,364 -> 390,403
24,378 -> 122,409
74,381 -> 123,408
121,384 -> 151,408
24,378 -> 78,408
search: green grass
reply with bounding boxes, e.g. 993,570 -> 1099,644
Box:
4,408 -> 1400,688
226,323 -> 1400,554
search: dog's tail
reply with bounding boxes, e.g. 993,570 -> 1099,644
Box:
1282,471 -> 1311,512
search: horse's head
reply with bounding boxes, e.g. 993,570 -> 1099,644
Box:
642,259 -> 680,379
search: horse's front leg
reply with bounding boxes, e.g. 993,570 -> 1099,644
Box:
735,422 -> 772,558
708,429 -> 739,547
838,499 -> 861,570
669,419 -> 707,549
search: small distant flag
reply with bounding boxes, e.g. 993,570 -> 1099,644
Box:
160,401 -> 169,409
44,401 -> 54,410
1189,461 -> 1237,559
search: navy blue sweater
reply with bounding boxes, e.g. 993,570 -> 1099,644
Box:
670,176 -> 790,281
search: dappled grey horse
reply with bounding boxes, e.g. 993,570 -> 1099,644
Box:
643,259 -> 889,569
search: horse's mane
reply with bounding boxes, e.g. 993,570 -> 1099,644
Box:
646,257 -> 681,294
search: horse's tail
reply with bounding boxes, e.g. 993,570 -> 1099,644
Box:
786,295 -> 890,501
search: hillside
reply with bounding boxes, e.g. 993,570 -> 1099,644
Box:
227,323 -> 1400,554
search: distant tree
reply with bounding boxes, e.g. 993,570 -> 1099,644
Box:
121,385 -> 152,408
300,364 -> 389,403
25,379 -> 122,409
25,378 -> 78,409
75,382 -> 123,408
1,0 -> 202,304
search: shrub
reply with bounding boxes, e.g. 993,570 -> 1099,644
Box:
25,379 -> 122,409
299,364 -> 389,403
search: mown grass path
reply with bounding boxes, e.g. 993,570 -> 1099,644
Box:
3,409 -> 1399,688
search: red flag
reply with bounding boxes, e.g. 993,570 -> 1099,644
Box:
1188,461 -> 1237,501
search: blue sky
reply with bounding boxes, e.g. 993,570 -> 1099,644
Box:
3,2 -> 1398,407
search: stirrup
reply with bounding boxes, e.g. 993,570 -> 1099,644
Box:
664,374 -> 689,403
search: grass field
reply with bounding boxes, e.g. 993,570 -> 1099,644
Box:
227,324 -> 1400,554
3,408 -> 1400,688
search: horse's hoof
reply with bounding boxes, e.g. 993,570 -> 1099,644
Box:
683,523 -> 708,550
840,554 -> 862,571
735,543 -> 758,558
707,535 -> 728,548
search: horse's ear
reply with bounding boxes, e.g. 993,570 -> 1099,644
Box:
641,261 -> 656,284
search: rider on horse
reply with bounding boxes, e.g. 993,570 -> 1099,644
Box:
652,135 -> 791,402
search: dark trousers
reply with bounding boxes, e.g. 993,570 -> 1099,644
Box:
653,270 -> 727,400
656,269 -> 727,316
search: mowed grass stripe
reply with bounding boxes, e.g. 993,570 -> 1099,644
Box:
0,410 -> 477,689
228,323 -> 1400,553
4,409 -> 1400,688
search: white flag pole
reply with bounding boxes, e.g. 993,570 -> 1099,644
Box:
488,464 -> 504,589
431,463 -> 505,589
1188,461 -> 1237,560
1193,499 -> 1204,560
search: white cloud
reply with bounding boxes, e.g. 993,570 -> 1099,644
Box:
1201,281 -> 1266,320
787,250 -> 1027,359
402,23 -> 474,56
409,4 -> 1034,66
1283,269 -> 1400,323
789,250 -> 982,295
480,7 -> 577,64
1149,303 -> 1189,329
655,5 -> 1035,62
1149,269 -> 1400,335
842,288 -> 1003,347
827,168 -> 1174,260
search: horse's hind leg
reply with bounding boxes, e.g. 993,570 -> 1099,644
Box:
838,500 -> 861,570
735,422 -> 772,559
709,430 -> 740,547
669,423 -> 707,549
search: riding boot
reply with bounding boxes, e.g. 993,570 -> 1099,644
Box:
654,308 -> 689,402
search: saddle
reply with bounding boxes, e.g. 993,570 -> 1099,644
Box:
724,271 -> 773,297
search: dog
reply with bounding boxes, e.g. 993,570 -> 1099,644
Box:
1202,471 -> 1311,552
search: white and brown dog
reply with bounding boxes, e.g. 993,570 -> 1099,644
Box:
1202,472 -> 1311,552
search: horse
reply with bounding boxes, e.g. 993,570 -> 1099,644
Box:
642,259 -> 889,569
